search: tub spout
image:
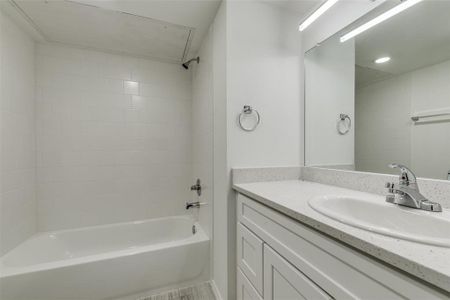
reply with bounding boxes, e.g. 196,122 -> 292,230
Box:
185,201 -> 206,210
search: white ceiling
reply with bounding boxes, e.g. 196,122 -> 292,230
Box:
10,0 -> 321,63
263,0 -> 322,18
355,0 -> 450,86
12,0 -> 221,63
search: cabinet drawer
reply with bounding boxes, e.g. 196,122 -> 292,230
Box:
238,193 -> 446,299
237,269 -> 263,300
264,245 -> 332,300
237,223 -> 264,295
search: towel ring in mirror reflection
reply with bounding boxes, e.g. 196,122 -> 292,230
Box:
238,105 -> 260,132
337,114 -> 351,135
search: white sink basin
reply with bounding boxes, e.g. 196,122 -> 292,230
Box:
308,195 -> 450,247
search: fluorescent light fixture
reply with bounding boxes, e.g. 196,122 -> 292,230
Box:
374,56 -> 391,64
299,0 -> 339,32
340,0 -> 423,42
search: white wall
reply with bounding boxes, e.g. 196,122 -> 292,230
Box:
216,2 -> 303,299
0,11 -> 36,254
211,2 -> 228,299
356,59 -> 450,179
36,44 -> 192,230
193,2 -> 303,298
191,26 -> 213,238
305,37 -> 355,167
227,2 -> 302,168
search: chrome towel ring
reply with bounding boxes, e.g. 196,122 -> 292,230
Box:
337,113 -> 351,135
238,105 -> 260,132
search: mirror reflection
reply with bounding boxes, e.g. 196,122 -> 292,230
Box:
305,0 -> 450,180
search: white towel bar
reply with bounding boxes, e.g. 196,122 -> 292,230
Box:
411,107 -> 450,121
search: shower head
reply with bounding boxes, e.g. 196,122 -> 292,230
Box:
182,57 -> 200,69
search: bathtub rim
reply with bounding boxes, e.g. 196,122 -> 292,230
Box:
0,215 -> 208,278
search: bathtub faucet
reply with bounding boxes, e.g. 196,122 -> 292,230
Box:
185,201 -> 206,210
190,179 -> 202,196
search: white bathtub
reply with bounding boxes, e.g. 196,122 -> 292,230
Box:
0,216 -> 209,300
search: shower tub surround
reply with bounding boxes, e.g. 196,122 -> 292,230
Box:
232,166 -> 450,293
36,44 -> 193,231
0,216 -> 209,300
0,19 -> 209,299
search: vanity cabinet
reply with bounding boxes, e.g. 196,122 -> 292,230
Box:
264,245 -> 331,300
237,269 -> 263,300
236,193 -> 448,300
237,223 -> 263,294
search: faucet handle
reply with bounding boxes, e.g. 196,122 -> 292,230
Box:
386,194 -> 396,204
385,182 -> 396,203
385,182 -> 395,193
190,179 -> 202,196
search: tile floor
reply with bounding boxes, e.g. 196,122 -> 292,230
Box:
140,282 -> 216,300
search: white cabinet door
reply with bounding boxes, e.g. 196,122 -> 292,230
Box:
237,269 -> 263,300
264,245 -> 332,300
237,223 -> 264,295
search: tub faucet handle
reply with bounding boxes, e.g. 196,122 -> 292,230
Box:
190,179 -> 202,196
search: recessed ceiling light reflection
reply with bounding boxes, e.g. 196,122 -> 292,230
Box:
374,57 -> 391,64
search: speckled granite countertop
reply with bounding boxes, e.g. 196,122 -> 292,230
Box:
233,180 -> 450,293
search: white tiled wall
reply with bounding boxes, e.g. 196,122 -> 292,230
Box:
36,44 -> 192,231
0,11 -> 37,254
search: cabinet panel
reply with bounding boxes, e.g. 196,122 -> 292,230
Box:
238,193 -> 447,299
264,245 -> 331,300
237,223 -> 264,295
237,269 -> 263,300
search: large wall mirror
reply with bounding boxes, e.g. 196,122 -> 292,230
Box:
304,0 -> 450,180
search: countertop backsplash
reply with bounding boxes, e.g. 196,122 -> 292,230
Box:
232,166 -> 450,209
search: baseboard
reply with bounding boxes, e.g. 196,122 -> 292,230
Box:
210,280 -> 223,300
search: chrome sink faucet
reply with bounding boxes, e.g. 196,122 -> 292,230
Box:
385,163 -> 442,212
